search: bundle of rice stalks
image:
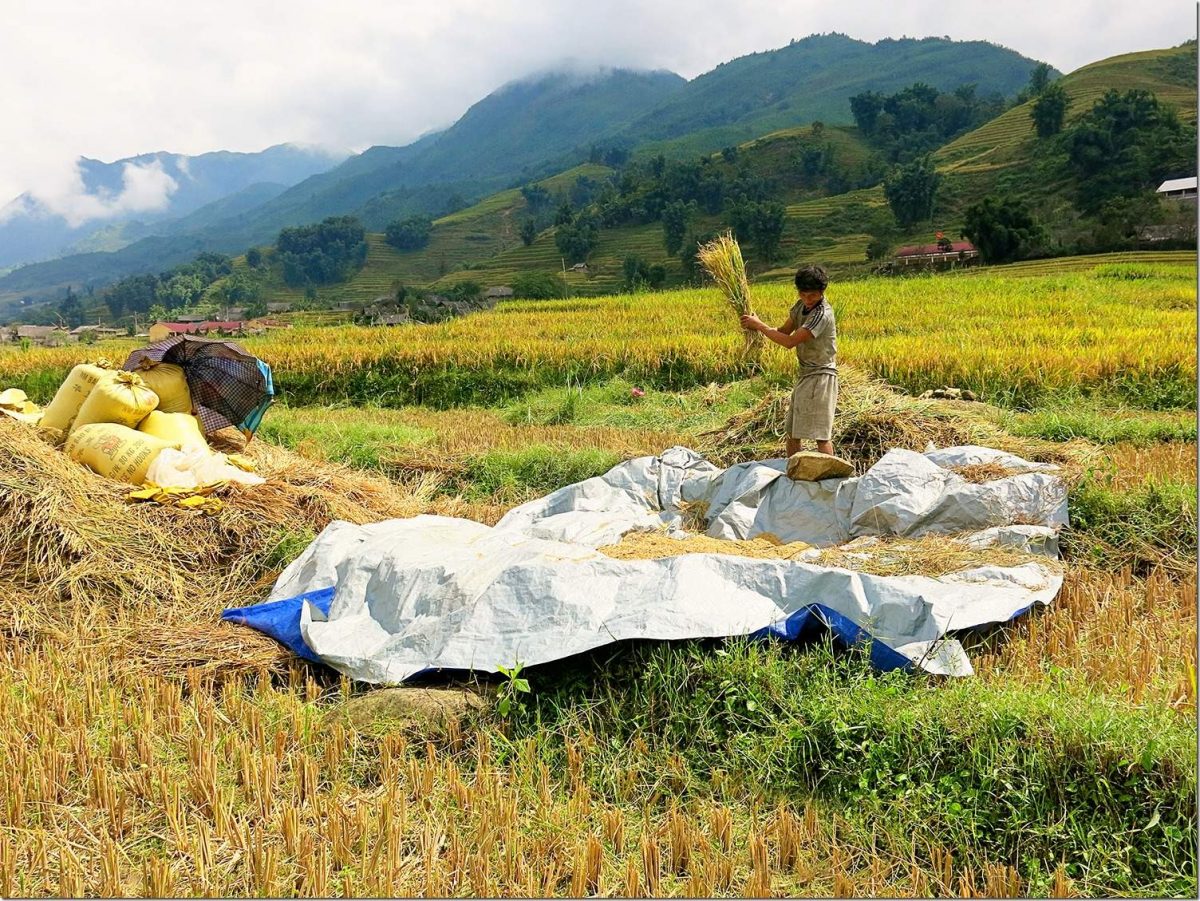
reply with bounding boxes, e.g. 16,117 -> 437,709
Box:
697,233 -> 762,361
0,418 -> 434,679
700,366 -> 1095,476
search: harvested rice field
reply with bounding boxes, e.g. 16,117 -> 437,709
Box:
0,264 -> 1195,898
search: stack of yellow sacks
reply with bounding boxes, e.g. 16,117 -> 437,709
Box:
11,361 -> 263,511
36,360 -> 201,484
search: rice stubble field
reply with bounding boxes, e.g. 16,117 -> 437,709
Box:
0,259 -> 1195,897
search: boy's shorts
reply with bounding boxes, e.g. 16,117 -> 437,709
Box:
788,372 -> 838,441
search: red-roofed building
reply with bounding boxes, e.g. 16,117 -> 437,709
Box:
148,321 -> 206,342
148,319 -> 263,342
895,240 -> 979,266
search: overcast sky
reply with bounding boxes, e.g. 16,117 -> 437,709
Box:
1,0 -> 1193,217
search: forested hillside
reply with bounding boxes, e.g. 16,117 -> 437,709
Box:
0,35 -> 1047,307
4,39 -> 1195,325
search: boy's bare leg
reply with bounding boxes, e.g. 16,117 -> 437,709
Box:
786,436 -> 803,458
815,439 -> 834,455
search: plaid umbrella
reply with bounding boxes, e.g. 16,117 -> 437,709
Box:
123,336 -> 274,438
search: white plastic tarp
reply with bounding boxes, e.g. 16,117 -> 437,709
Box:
260,446 -> 1067,683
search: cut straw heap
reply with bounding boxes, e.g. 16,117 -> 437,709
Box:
697,232 -> 763,361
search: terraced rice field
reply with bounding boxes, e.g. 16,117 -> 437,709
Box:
975,250 -> 1196,277
937,45 -> 1197,173
784,187 -> 886,221
434,222 -> 680,296
6,261 -> 1194,409
0,257 -> 1195,898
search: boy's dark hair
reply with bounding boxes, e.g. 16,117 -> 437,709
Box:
794,264 -> 829,293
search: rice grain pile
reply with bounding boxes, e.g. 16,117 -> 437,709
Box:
599,530 -> 810,561
813,535 -> 1056,579
948,461 -> 1024,483
697,232 -> 763,361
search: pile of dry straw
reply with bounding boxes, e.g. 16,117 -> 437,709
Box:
0,418 -> 437,678
701,366 -> 1094,475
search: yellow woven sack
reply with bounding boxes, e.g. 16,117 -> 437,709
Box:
38,363 -> 112,435
132,362 -> 192,414
71,371 -> 159,434
138,410 -> 206,448
67,423 -> 172,484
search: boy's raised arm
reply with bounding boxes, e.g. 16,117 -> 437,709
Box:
740,312 -> 810,348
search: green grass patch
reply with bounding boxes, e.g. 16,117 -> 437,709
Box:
495,640 -> 1197,896
1065,476 -> 1198,575
258,407 -> 434,470
504,377 -> 763,433
262,526 -> 318,571
1003,405 -> 1197,444
459,446 -> 622,503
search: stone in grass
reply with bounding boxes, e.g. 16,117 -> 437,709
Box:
787,451 -> 854,482
340,684 -> 491,733
919,386 -> 978,402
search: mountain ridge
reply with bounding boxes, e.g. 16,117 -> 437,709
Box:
0,34 -> 1058,304
0,143 -> 349,270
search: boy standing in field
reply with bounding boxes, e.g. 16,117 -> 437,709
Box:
740,264 -> 837,458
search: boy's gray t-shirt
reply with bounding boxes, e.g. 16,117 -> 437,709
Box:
789,297 -> 837,375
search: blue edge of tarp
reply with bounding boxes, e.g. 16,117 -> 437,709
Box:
222,587 -> 1025,676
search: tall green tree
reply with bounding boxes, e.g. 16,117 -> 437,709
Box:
59,287 -> 84,328
520,184 -> 552,212
884,157 -> 941,227
753,201 -> 787,264
220,270 -> 262,306
1029,62 -> 1053,96
520,219 -> 538,246
1065,89 -> 1196,213
511,271 -> 566,300
384,215 -> 432,251
661,200 -> 692,256
961,195 -> 1045,263
160,273 -> 204,309
277,216 -> 368,287
850,91 -> 885,134
622,256 -> 666,291
554,218 -> 598,264
1031,82 -> 1071,137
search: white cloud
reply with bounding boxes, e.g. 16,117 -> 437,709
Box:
0,0 -> 1190,209
8,159 -> 178,228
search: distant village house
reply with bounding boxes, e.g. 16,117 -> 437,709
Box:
69,325 -> 124,341
147,319 -> 269,343
894,240 -> 979,267
13,325 -> 69,346
375,313 -> 410,327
